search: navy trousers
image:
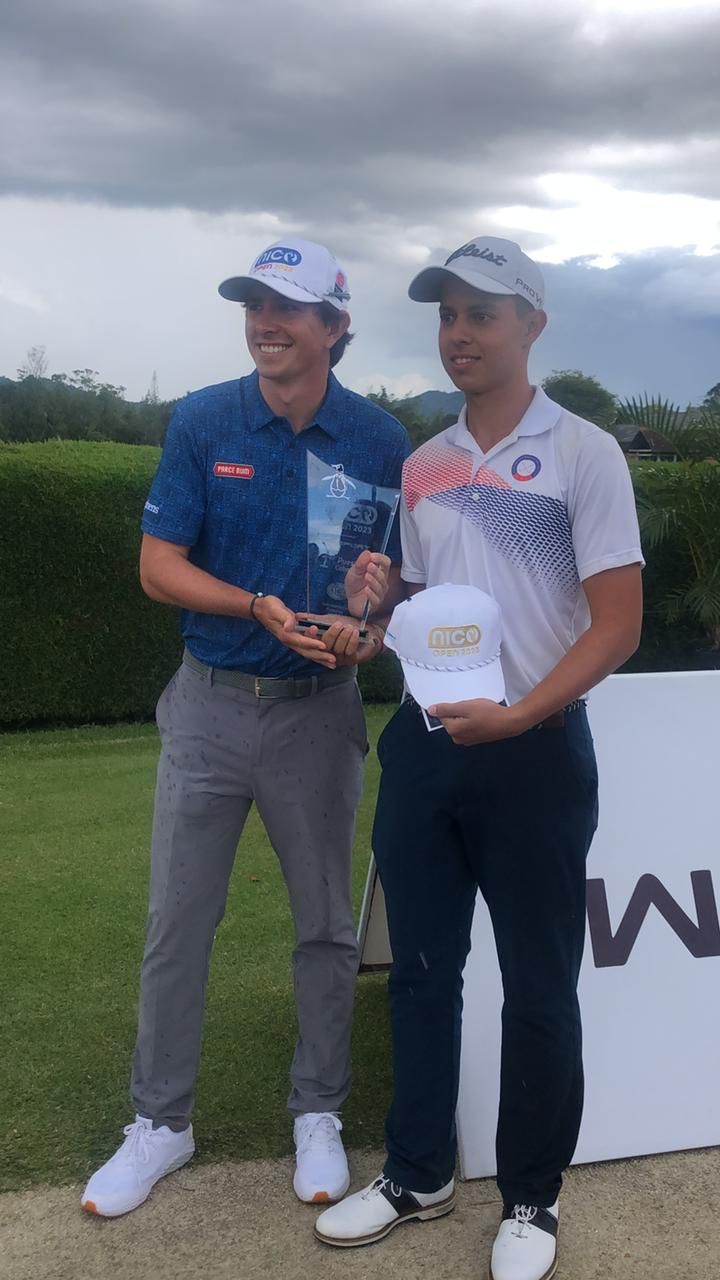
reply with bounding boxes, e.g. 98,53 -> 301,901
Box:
372,698 -> 599,1207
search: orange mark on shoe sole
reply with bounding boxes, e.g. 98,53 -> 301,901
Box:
81,1201 -> 99,1215
311,1192 -> 331,1203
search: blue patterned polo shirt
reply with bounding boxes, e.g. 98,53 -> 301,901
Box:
141,371 -> 410,676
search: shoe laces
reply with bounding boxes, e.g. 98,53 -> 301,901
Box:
119,1120 -> 155,1166
365,1174 -> 403,1201
295,1112 -> 343,1156
510,1204 -> 538,1237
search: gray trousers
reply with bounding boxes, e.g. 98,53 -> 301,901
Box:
131,659 -> 367,1130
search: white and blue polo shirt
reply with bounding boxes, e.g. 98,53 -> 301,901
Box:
400,388 -> 643,704
142,371 -> 410,677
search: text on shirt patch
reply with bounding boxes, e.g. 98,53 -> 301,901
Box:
214,462 -> 255,479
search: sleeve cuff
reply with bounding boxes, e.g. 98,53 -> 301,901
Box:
578,550 -> 645,581
140,520 -> 196,546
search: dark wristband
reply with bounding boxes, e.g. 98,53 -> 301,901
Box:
249,592 -> 264,620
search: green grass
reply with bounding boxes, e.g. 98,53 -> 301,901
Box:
0,708 -> 394,1193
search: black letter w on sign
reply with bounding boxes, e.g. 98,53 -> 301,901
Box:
587,872 -> 720,968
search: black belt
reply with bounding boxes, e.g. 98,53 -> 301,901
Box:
183,649 -> 356,699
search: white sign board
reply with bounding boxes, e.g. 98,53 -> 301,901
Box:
359,673 -> 720,1174
457,672 -> 720,1177
357,861 -> 391,971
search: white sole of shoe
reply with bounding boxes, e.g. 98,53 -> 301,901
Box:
314,1190 -> 456,1248
489,1253 -> 558,1280
81,1148 -> 195,1218
294,1173 -> 351,1205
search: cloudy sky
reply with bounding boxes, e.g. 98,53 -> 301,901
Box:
2,0 -> 719,405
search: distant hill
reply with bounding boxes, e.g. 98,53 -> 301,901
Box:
402,389 -> 464,419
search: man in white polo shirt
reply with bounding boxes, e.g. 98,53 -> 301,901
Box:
315,238 -> 643,1280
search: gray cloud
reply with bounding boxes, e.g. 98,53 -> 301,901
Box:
533,253 -> 720,401
2,0 -> 720,229
2,2 -> 719,407
0,193 -> 717,405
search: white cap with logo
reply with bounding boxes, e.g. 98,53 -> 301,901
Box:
408,236 -> 544,311
219,237 -> 351,312
385,583 -> 506,709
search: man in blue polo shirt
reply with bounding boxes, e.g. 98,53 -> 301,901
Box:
81,238 -> 409,1219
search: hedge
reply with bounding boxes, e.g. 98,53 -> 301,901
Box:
0,441 -> 402,727
1,443 -> 712,729
1,442 -> 178,726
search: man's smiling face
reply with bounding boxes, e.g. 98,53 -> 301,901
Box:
244,284 -> 346,384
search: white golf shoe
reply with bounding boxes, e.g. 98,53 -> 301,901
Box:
314,1173 -> 456,1247
490,1201 -> 559,1280
80,1115 -> 195,1217
293,1112 -> 350,1204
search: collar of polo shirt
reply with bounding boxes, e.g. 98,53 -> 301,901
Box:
244,370 -> 347,440
446,386 -> 563,452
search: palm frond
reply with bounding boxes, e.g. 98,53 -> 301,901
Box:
616,394 -> 684,433
636,499 -> 676,547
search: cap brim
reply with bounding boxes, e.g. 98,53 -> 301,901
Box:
218,270 -> 348,311
401,657 -> 506,710
408,264 -> 517,303
218,272 -> 319,305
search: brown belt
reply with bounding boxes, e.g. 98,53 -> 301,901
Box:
535,700 -> 585,730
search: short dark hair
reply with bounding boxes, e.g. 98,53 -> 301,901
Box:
513,295 -> 536,318
315,302 -> 354,368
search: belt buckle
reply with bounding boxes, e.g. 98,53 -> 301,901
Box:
255,675 -> 285,699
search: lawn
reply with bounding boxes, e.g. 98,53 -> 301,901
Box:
0,707 -> 394,1193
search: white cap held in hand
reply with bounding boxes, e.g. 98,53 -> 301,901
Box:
385,583 -> 506,710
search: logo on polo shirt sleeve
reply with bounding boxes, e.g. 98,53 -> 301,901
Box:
511,454 -> 542,483
213,462 -> 255,479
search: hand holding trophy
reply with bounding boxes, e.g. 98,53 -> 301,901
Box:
344,549 -> 391,617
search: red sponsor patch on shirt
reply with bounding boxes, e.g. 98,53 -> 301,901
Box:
213,462 -> 255,479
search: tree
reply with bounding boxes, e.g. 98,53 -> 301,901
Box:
17,345 -> 48,380
144,370 -> 160,405
636,462 -> 720,652
542,370 -> 617,427
703,382 -> 720,409
60,369 -> 127,398
367,387 -> 446,448
0,364 -> 173,445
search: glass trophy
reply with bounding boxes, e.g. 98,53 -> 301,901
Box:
304,450 -> 401,626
